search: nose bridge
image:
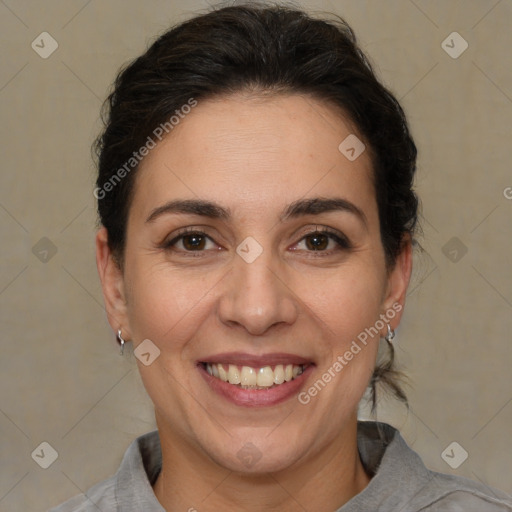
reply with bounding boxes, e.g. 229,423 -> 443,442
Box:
217,246 -> 298,335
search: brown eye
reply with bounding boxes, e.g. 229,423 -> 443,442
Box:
163,230 -> 218,252
305,233 -> 329,251
294,229 -> 351,253
182,233 -> 207,250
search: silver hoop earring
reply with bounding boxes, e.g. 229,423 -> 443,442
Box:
116,329 -> 125,356
385,324 -> 395,343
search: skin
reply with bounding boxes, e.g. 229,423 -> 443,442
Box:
96,93 -> 412,511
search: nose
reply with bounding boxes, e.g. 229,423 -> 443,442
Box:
217,249 -> 299,336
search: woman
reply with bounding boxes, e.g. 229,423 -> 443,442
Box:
51,4 -> 512,511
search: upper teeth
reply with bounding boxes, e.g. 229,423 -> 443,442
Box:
205,363 -> 304,388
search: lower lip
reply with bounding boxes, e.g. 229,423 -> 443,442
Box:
198,364 -> 314,407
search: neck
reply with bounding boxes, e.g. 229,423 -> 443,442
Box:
153,416 -> 371,512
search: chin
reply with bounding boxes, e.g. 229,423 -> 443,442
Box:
220,448 -> 301,475
203,431 -> 306,474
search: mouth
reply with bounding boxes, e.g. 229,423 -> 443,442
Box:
197,352 -> 314,407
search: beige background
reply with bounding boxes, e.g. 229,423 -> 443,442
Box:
1,0 -> 511,510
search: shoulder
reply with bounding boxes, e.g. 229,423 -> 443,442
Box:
415,471 -> 512,511
350,421 -> 512,512
48,475 -> 117,511
48,430 -> 163,511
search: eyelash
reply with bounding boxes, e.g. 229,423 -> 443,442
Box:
161,226 -> 352,256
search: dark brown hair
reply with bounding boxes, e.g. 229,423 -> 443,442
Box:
95,3 -> 418,410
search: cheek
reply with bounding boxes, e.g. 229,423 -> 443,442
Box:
124,260 -> 214,345
297,263 -> 385,400
302,263 -> 385,339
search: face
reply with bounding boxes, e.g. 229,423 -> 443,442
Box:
97,93 -> 411,474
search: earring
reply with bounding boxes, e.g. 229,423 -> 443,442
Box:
385,324 -> 395,343
116,329 -> 125,356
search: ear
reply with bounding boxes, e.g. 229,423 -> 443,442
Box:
381,235 -> 413,331
95,227 -> 131,339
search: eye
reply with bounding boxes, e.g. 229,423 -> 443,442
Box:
161,226 -> 350,255
292,227 -> 351,253
163,229 -> 219,252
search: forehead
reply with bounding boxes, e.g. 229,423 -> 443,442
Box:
130,93 -> 376,223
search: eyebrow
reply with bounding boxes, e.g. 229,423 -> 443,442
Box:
145,197 -> 367,227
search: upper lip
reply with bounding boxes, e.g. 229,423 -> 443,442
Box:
199,352 -> 314,368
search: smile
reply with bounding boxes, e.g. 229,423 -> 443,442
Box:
198,352 -> 314,406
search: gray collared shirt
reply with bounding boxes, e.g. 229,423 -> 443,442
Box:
50,421 -> 512,511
